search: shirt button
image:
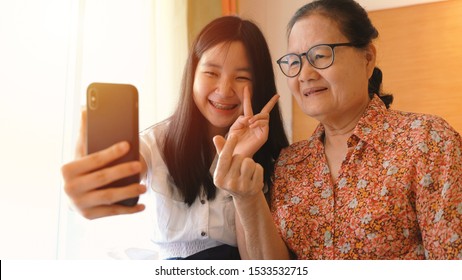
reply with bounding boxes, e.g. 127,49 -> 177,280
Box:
201,231 -> 207,237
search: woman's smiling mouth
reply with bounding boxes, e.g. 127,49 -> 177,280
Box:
303,87 -> 327,97
209,100 -> 239,110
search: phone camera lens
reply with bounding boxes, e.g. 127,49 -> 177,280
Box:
89,89 -> 98,110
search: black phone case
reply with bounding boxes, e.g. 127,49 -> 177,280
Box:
86,82 -> 139,206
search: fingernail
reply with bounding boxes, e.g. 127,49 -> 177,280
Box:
118,141 -> 129,151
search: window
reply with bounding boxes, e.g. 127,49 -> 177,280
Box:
0,0 -> 187,259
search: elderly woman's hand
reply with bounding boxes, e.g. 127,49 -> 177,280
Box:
212,135 -> 264,199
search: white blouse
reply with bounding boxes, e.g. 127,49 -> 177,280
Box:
139,120 -> 237,259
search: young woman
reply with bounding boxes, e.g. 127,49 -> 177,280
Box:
61,16 -> 289,260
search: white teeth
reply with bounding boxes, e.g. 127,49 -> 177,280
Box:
210,100 -> 237,110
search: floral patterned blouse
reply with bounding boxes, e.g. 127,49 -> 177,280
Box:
271,96 -> 462,259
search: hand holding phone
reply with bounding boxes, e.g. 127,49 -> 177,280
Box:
86,82 -> 140,206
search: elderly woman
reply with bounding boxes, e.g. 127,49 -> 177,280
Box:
213,0 -> 462,259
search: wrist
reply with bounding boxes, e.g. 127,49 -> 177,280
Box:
233,191 -> 265,209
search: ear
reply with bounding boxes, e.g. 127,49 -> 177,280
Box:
364,43 -> 377,79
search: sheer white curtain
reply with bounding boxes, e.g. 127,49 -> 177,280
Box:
57,0 -> 188,259
0,0 -> 77,259
0,0 -> 187,259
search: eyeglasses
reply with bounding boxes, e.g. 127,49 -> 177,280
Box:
276,42 -> 358,77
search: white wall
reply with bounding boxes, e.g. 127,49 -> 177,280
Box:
356,0 -> 445,10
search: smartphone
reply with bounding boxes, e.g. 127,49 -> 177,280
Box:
86,82 -> 139,206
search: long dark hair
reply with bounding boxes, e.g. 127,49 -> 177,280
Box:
162,16 -> 289,205
287,0 -> 393,108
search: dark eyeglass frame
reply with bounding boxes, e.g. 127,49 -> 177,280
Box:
276,42 -> 359,77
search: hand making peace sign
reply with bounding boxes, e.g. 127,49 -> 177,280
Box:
212,88 -> 279,197
214,86 -> 279,159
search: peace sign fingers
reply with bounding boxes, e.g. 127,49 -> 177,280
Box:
243,86 -> 253,117
261,94 -> 279,114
